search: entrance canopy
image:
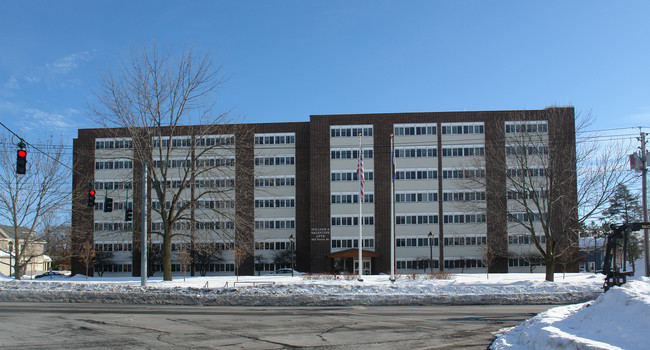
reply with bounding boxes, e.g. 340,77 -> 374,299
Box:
327,249 -> 381,259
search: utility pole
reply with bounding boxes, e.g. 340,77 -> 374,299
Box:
640,131 -> 648,277
141,161 -> 148,287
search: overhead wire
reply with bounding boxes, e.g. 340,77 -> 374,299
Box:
1,121 -> 646,183
2,124 -> 648,151
0,121 -> 95,202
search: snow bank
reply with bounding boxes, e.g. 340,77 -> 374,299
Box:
0,273 -> 602,306
491,277 -> 650,350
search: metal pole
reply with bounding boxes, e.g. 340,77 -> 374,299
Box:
390,134 -> 396,282
358,133 -> 364,282
640,131 -> 649,277
141,161 -> 148,287
429,232 -> 433,273
437,124 -> 444,271
290,234 -> 295,277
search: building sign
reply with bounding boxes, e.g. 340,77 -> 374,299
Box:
311,227 -> 331,241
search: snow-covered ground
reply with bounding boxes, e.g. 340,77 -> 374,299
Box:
1,272 -> 602,306
491,278 -> 650,350
1,271 -> 648,349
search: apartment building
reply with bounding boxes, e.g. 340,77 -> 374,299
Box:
71,107 -> 577,276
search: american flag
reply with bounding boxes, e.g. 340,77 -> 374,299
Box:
357,149 -> 365,197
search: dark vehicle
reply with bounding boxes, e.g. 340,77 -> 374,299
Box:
34,271 -> 65,279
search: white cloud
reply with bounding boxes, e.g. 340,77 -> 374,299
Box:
12,50 -> 96,89
24,108 -> 76,130
46,51 -> 93,75
0,100 -> 20,114
24,75 -> 41,83
59,78 -> 83,89
4,76 -> 19,89
64,107 -> 81,115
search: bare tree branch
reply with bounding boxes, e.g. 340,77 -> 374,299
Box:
88,43 -> 251,281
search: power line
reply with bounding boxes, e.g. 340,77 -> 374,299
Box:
3,124 -> 648,151
0,121 -> 93,185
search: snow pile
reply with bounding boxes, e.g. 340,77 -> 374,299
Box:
0,273 -> 602,306
491,277 -> 650,350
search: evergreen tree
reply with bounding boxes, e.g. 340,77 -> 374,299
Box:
602,183 -> 643,271
603,183 -> 642,223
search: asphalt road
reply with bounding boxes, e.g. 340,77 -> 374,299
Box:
0,302 -> 553,349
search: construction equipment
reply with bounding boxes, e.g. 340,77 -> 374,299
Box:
601,222 -> 650,291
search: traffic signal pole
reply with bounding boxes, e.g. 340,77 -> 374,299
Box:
141,161 -> 148,287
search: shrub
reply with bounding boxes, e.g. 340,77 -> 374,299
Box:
424,270 -> 454,280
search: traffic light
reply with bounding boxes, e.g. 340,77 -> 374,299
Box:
16,149 -> 27,174
125,208 -> 133,222
104,197 -> 113,212
88,189 -> 96,207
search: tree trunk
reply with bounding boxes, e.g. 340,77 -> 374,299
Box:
14,263 -> 23,280
162,232 -> 173,281
14,237 -> 22,280
545,259 -> 555,282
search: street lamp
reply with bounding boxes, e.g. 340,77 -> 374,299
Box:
428,231 -> 433,273
289,234 -> 295,277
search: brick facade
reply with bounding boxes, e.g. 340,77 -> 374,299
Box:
72,107 -> 578,276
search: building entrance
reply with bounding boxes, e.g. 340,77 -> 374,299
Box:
354,258 -> 371,275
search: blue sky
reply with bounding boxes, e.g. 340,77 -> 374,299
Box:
1,1 -> 649,144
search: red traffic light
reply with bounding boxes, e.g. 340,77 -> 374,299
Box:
16,149 -> 27,174
87,188 -> 96,207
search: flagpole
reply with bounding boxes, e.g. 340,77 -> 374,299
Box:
390,134 -> 396,282
358,133 -> 364,282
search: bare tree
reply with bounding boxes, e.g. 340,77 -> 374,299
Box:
178,248 -> 193,281
42,219 -> 73,271
193,243 -> 222,276
231,245 -> 248,281
147,243 -> 163,277
89,43 -> 254,281
94,249 -> 114,277
272,248 -> 293,268
254,253 -> 266,276
556,244 -> 583,279
458,256 -> 467,274
79,241 -> 95,280
478,238 -> 506,280
0,134 -> 69,279
477,108 -> 632,281
413,256 -> 431,273
478,249 -> 497,280
511,249 -> 544,273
